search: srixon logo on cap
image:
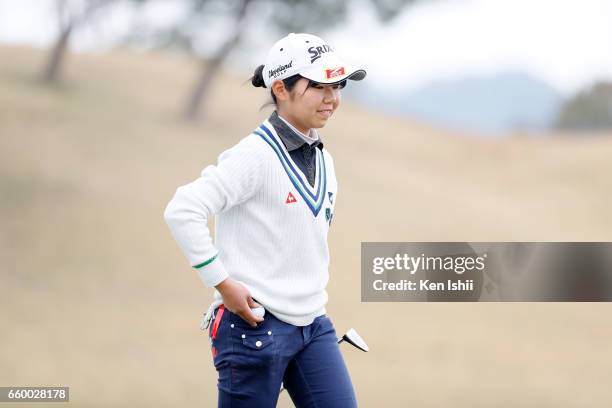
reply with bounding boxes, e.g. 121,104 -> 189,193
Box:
268,61 -> 293,78
309,44 -> 333,63
325,67 -> 345,79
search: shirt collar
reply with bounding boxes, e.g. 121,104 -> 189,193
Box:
279,115 -> 319,145
268,111 -> 324,152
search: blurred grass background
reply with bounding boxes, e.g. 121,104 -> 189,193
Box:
1,46 -> 612,407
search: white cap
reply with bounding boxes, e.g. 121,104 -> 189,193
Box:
262,33 -> 366,88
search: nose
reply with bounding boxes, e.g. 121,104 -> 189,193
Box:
323,87 -> 338,103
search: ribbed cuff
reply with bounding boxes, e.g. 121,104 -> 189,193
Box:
194,255 -> 229,288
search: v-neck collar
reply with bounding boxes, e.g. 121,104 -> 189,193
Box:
253,121 -> 327,217
260,121 -> 323,196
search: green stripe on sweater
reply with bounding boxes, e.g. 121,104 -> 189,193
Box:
193,254 -> 218,269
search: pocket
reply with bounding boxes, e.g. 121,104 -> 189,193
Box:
241,332 -> 275,350
232,330 -> 276,369
229,330 -> 276,385
227,311 -> 277,372
232,318 -> 276,351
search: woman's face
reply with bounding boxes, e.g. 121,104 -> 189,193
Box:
277,78 -> 343,134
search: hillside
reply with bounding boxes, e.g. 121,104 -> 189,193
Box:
351,71 -> 562,133
1,46 -> 611,407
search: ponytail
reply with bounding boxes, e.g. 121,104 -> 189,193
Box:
251,65 -> 266,88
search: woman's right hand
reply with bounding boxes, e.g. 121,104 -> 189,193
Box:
215,277 -> 264,327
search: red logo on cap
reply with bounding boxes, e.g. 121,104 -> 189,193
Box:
325,67 -> 345,79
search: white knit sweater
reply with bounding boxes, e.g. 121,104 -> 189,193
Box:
164,119 -> 337,326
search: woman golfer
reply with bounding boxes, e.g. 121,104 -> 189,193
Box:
164,33 -> 366,407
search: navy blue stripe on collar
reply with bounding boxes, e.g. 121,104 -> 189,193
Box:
254,125 -> 327,217
258,124 -> 324,201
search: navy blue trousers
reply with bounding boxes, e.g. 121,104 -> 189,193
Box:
208,305 -> 358,407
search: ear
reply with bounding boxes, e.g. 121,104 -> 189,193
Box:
271,80 -> 289,102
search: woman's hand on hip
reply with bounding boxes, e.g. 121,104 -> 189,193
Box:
215,277 -> 264,327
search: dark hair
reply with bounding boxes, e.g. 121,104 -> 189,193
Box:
250,64 -> 346,108
251,65 -> 266,88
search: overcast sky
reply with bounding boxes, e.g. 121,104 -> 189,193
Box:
1,0 -> 611,96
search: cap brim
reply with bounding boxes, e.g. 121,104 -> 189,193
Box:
344,69 -> 367,81
300,63 -> 367,85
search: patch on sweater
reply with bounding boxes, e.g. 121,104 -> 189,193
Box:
325,207 -> 333,225
285,192 -> 297,204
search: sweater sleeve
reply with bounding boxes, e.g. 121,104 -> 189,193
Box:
163,137 -> 264,287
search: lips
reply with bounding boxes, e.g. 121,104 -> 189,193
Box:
317,109 -> 332,119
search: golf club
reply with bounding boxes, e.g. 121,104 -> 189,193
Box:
338,328 -> 369,352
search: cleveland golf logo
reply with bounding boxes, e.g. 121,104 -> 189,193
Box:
325,67 -> 345,79
268,61 -> 293,79
309,44 -> 333,63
